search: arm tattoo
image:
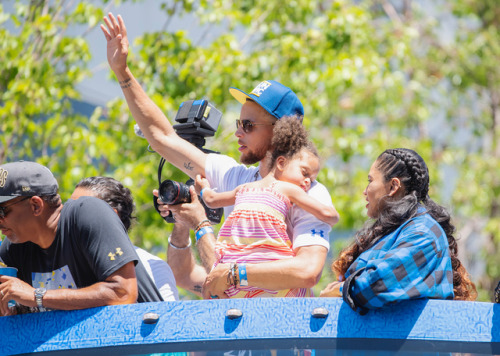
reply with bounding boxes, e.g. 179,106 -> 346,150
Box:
184,161 -> 194,171
192,285 -> 202,293
119,78 -> 132,89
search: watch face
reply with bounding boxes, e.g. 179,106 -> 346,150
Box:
35,288 -> 47,296
35,288 -> 47,309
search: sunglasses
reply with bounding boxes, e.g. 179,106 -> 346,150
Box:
0,197 -> 31,219
235,119 -> 274,133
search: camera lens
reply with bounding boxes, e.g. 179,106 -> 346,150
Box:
159,180 -> 191,205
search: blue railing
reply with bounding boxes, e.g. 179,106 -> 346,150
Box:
1,298 -> 499,355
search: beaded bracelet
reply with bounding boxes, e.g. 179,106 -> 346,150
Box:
195,226 -> 214,242
234,264 -> 240,286
227,263 -> 240,287
194,219 -> 211,232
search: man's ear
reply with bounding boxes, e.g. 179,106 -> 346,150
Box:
29,196 -> 44,216
388,178 -> 402,197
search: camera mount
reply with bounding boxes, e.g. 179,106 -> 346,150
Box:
153,99 -> 224,224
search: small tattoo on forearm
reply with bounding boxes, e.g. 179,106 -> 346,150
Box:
193,285 -> 202,293
119,78 -> 132,89
184,162 -> 194,171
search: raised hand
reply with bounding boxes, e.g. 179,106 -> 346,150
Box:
100,13 -> 129,73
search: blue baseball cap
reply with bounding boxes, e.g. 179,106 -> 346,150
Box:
229,80 -> 304,119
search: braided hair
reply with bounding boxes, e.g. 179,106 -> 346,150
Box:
268,115 -> 318,170
332,148 -> 476,301
75,176 -> 136,231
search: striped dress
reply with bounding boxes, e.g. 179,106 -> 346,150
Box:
214,182 -> 311,298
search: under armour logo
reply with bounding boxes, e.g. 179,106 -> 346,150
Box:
311,229 -> 324,238
109,248 -> 123,261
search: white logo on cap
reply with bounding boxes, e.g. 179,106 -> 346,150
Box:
250,81 -> 272,97
0,169 -> 7,188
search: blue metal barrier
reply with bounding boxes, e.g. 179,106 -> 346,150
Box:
1,298 -> 499,355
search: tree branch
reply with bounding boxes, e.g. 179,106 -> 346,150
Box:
378,0 -> 403,27
239,9 -> 271,49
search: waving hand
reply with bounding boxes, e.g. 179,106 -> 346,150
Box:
100,13 -> 129,73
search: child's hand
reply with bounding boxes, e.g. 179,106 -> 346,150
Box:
195,174 -> 211,194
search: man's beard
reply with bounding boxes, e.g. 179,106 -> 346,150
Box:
240,145 -> 270,165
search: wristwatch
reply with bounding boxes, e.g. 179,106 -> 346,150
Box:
34,287 -> 47,311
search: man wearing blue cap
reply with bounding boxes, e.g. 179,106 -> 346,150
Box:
101,13 -> 336,298
0,161 -> 163,315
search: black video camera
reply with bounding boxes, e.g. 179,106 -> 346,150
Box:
153,99 -> 224,224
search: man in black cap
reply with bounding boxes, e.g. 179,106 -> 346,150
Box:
0,161 -> 163,316
101,14 -> 337,298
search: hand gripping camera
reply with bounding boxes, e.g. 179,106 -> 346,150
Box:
152,99 -> 224,224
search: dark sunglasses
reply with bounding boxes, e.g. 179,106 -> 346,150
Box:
0,196 -> 31,219
235,119 -> 275,133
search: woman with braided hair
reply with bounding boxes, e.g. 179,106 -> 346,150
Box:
320,148 -> 476,313
195,116 -> 339,298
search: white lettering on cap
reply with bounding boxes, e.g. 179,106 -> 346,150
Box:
250,81 -> 271,97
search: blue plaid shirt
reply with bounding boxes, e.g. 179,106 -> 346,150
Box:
344,208 -> 454,312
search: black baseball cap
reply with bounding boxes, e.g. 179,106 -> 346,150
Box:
0,161 -> 59,203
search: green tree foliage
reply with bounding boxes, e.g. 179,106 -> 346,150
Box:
0,1 -> 104,197
0,0 -> 167,252
445,0 -> 500,299
1,0 -> 498,300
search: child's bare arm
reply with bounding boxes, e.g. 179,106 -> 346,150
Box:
195,175 -> 239,208
201,189 -> 238,208
282,183 -> 339,226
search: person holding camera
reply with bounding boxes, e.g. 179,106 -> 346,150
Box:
101,13 -> 335,298
0,161 -> 162,316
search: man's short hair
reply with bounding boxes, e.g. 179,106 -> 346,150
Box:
41,194 -> 62,209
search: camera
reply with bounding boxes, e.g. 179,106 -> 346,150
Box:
152,99 -> 224,224
158,180 -> 190,205
156,177 -> 223,224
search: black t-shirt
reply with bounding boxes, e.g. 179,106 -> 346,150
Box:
0,196 -> 162,303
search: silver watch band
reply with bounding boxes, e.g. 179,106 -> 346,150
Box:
35,288 -> 47,311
